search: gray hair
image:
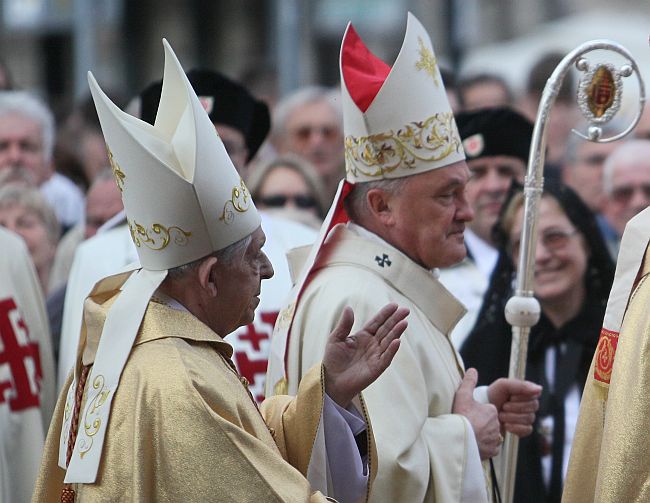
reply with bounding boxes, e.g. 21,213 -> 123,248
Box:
602,139 -> 650,195
272,86 -> 342,140
0,91 -> 55,162
344,177 -> 409,223
0,183 -> 60,243
166,233 -> 253,281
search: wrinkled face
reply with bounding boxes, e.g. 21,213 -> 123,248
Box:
386,161 -> 474,269
0,202 -> 55,273
562,140 -> 617,212
214,227 -> 274,334
0,113 -> 51,186
257,165 -> 319,217
85,178 -> 124,239
281,101 -> 343,179
603,160 -> 650,236
465,155 -> 525,243
510,196 -> 588,305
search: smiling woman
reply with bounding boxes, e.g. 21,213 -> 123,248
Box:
0,183 -> 60,294
460,181 -> 615,503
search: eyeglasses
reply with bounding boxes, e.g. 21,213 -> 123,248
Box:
610,184 -> 650,204
511,228 -> 578,258
258,194 -> 318,209
289,125 -> 340,142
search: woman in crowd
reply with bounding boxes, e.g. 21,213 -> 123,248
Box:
0,183 -> 60,294
248,154 -> 328,228
461,181 -> 615,503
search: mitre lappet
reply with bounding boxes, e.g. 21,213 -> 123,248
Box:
267,11 -> 465,394
58,39 -> 260,483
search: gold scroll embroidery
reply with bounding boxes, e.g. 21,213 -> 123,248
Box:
344,112 -> 461,178
128,221 -> 192,250
219,178 -> 251,224
79,374 -> 111,458
415,36 -> 439,86
106,145 -> 126,192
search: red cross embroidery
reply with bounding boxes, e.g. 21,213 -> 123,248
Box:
0,297 -> 42,411
234,311 -> 279,402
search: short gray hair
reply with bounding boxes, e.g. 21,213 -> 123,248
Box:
0,183 -> 60,243
166,233 -> 253,281
344,177 -> 409,223
0,91 -> 55,162
602,139 -> 650,195
272,86 -> 342,140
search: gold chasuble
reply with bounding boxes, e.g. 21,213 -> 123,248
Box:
562,246 -> 650,503
33,282 -> 371,502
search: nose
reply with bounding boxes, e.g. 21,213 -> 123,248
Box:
4,143 -> 23,165
260,251 -> 274,280
457,190 -> 474,223
484,168 -> 509,194
534,238 -> 552,263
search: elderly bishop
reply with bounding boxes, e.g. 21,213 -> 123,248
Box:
266,13 -> 542,503
32,40 -> 408,503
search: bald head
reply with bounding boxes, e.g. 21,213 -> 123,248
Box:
602,139 -> 650,236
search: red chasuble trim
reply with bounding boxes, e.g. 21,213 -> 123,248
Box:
341,25 -> 391,113
594,328 -> 619,385
282,181 -> 354,375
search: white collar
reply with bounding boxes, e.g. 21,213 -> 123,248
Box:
464,229 -> 498,280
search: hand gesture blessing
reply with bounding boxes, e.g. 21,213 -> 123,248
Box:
323,303 -> 409,408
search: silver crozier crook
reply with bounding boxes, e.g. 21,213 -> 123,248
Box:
500,40 -> 645,503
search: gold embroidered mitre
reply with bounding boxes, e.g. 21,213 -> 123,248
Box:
341,12 -> 465,183
61,40 -> 261,486
88,39 -> 260,271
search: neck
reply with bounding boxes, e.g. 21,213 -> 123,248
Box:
540,283 -> 586,328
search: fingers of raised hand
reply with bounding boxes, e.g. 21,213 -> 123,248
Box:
331,306 -> 355,342
377,309 -> 409,347
363,303 -> 399,336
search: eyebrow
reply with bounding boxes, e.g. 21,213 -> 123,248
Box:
438,177 -> 467,191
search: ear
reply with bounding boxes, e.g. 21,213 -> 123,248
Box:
196,256 -> 219,297
366,187 -> 396,227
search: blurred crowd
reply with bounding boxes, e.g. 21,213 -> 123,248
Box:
2,39 -> 650,502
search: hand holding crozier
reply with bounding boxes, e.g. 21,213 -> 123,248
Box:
323,303 -> 409,408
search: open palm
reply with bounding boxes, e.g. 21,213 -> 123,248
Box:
323,303 -> 409,407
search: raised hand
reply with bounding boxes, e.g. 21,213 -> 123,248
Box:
452,368 -> 502,460
487,377 -> 542,437
323,303 -> 409,408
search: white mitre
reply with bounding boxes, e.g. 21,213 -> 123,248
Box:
267,12 -> 464,395
59,39 -> 260,483
341,11 -> 464,182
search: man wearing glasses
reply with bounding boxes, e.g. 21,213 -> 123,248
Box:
601,139 -> 650,257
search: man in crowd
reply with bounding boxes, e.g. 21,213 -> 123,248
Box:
267,15 -> 541,502
0,91 -> 84,232
456,73 -> 514,112
600,139 -> 650,257
34,40 -> 408,502
438,106 -> 532,348
0,227 -> 56,503
57,68 -> 317,398
271,86 -> 344,200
